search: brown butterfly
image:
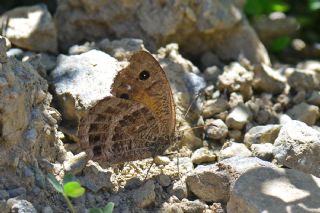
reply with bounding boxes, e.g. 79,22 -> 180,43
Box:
77,51 -> 182,165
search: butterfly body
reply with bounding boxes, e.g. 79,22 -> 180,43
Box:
77,51 -> 177,165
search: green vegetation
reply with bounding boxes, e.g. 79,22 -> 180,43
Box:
245,0 -> 320,53
47,173 -> 114,213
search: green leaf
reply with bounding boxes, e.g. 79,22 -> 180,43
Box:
63,181 -> 85,198
269,36 -> 291,53
102,202 -> 114,213
245,0 -> 266,16
89,208 -> 104,213
47,174 -> 63,193
63,173 -> 74,185
269,2 -> 289,12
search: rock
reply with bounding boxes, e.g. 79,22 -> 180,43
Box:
307,91 -> 320,106
55,0 -> 269,64
252,64 -> 286,94
186,156 -> 274,202
251,143 -> 274,161
49,50 -> 120,135
297,60 -> 320,71
286,67 -> 320,91
6,48 -> 24,60
218,63 -> 254,100
154,156 -> 171,165
8,199 -> 37,213
0,190 -> 9,200
0,36 -> 8,63
227,167 -> 320,213
286,102 -> 319,125
7,187 -> 27,198
63,152 -> 88,175
201,51 -> 224,69
219,142 -> 252,160
244,124 -> 281,146
228,92 -> 244,108
1,4 -> 57,52
226,104 -> 252,130
228,129 -> 242,141
169,178 -> 188,200
273,120 -> 320,177
202,98 -> 229,118
163,199 -> 209,213
24,53 -> 57,77
203,65 -> 223,83
42,206 -> 54,213
169,157 -> 194,175
98,38 -> 145,60
191,147 -> 217,165
68,42 -> 96,55
253,14 -> 299,47
292,89 -> 306,104
158,174 -> 171,187
205,119 -> 228,140
132,180 -> 156,208
80,160 -> 113,192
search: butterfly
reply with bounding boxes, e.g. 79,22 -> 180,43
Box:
77,51 -> 182,166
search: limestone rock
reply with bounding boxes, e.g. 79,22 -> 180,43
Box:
286,102 -> 319,125
79,161 -> 113,192
1,4 -> 57,52
186,156 -> 274,202
55,0 -> 269,64
202,98 -> 229,118
273,120 -> 320,177
205,119 -> 228,140
191,147 -> 217,165
8,199 -> 37,213
63,152 -> 88,175
218,63 -> 254,100
227,167 -> 320,213
226,104 -> 252,130
307,91 -> 320,106
219,142 -> 252,160
244,124 -> 281,146
251,143 -> 274,161
132,180 -> 156,208
286,67 -> 320,91
252,64 -> 286,94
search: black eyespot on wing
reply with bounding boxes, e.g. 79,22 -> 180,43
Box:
139,70 -> 150,80
119,93 -> 129,99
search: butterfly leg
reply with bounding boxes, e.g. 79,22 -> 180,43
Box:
143,158 -> 155,181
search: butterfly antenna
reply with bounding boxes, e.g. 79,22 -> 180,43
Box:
183,90 -> 204,119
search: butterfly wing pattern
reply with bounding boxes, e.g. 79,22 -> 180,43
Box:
78,51 -> 177,165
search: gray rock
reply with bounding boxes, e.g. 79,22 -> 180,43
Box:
80,160 -> 113,192
273,120 -> 320,177
0,36 -> 8,63
252,64 -> 286,94
203,65 -> 223,83
205,119 -> 228,140
218,63 -> 254,100
253,15 -> 299,47
191,147 -> 217,165
219,142 -> 252,160
286,67 -> 320,91
1,4 -> 57,52
68,42 -> 96,55
132,180 -> 156,208
186,156 -> 274,202
63,152 -> 88,175
227,167 -> 320,213
8,187 -> 26,198
307,90 -> 320,106
55,0 -> 269,64
202,98 -> 229,118
169,178 -> 188,200
244,124 -> 281,146
6,48 -> 24,60
251,143 -> 274,161
158,174 -> 171,187
226,104 -> 252,130
286,102 -> 319,125
42,206 -> 54,213
0,190 -> 9,200
228,129 -> 242,141
8,199 -> 37,213
163,199 -> 209,213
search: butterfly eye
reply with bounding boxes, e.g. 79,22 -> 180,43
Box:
119,93 -> 129,99
139,70 -> 150,80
